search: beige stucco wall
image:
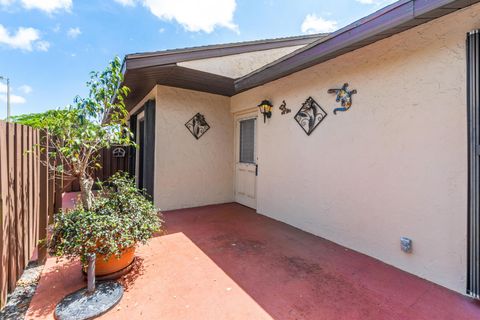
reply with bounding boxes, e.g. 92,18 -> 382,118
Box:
231,4 -> 480,293
178,45 -> 305,78
154,85 -> 234,211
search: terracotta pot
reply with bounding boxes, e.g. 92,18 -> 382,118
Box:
95,246 -> 135,276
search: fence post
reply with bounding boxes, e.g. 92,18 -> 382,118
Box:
53,155 -> 63,216
47,156 -> 55,225
0,121 -> 8,309
38,131 -> 49,264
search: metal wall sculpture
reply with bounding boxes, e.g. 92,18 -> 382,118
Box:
279,100 -> 291,115
294,97 -> 327,136
328,83 -> 357,114
112,147 -> 126,158
185,113 -> 210,139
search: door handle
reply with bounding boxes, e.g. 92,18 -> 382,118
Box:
255,164 -> 258,176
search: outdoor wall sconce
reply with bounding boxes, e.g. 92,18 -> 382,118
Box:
258,100 -> 273,123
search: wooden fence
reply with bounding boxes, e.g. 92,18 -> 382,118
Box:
63,146 -> 130,192
0,121 -> 56,310
0,122 -> 128,309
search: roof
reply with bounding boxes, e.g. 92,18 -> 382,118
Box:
122,34 -> 325,108
235,0 -> 480,92
125,34 -> 323,64
123,0 -> 480,109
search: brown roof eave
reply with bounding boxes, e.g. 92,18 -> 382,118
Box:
124,34 -> 326,70
234,0 -> 480,93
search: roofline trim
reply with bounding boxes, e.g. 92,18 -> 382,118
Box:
234,0 -> 480,92
125,34 -> 325,60
124,34 -> 326,70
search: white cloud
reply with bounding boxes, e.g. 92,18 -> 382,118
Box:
0,25 -> 38,50
0,0 -> 15,6
0,93 -> 26,104
0,24 -> 49,51
0,83 -> 27,103
301,14 -> 337,34
114,0 -> 136,6
0,24 -> 50,51
1,0 -> 71,13
115,0 -> 238,33
18,84 -> 32,94
67,27 -> 81,38
20,0 -> 71,13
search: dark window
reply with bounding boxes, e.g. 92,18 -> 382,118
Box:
239,118 -> 255,163
138,119 -> 145,189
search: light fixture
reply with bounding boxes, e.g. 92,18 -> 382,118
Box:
258,100 -> 273,123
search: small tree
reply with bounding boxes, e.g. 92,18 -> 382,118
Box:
14,56 -> 133,210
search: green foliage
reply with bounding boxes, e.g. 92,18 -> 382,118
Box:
12,56 -> 135,209
19,56 -> 132,176
11,109 -> 73,129
48,173 -> 163,264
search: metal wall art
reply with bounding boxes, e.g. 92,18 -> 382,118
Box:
279,100 -> 291,115
328,83 -> 357,114
112,147 -> 126,158
185,113 -> 210,140
294,97 -> 327,136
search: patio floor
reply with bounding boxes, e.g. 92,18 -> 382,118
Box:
26,201 -> 480,319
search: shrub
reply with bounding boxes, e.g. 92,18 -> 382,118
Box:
48,172 -> 163,264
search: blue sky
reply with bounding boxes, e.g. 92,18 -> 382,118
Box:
0,0 -> 395,119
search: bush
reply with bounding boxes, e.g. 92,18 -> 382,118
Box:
48,172 -> 163,264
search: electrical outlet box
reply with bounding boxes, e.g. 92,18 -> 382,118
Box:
400,237 -> 412,253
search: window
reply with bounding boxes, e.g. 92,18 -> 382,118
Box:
239,118 -> 255,163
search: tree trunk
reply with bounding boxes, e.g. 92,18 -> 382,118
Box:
79,175 -> 94,210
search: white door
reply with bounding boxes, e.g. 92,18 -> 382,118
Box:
235,116 -> 257,209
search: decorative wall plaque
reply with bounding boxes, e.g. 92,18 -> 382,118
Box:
112,147 -> 126,158
328,83 -> 357,114
185,113 -> 210,140
279,100 -> 291,115
294,97 -> 327,136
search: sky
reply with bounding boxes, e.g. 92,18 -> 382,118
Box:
0,0 -> 396,119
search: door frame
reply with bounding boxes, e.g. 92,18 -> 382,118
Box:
135,111 -> 145,188
233,110 -> 258,209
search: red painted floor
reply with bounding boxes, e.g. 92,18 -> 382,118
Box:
27,200 -> 480,319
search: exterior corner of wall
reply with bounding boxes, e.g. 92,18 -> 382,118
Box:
153,86 -> 235,210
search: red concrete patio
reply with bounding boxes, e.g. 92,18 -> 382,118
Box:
27,201 -> 480,319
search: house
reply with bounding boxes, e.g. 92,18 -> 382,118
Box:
122,0 -> 480,298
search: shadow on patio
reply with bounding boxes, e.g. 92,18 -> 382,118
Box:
164,203 -> 480,320
26,199 -> 480,319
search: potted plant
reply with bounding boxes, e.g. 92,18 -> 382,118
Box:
48,172 -> 163,277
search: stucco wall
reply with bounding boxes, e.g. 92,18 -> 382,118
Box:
231,4 -> 480,293
154,85 -> 234,211
178,45 -> 305,78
